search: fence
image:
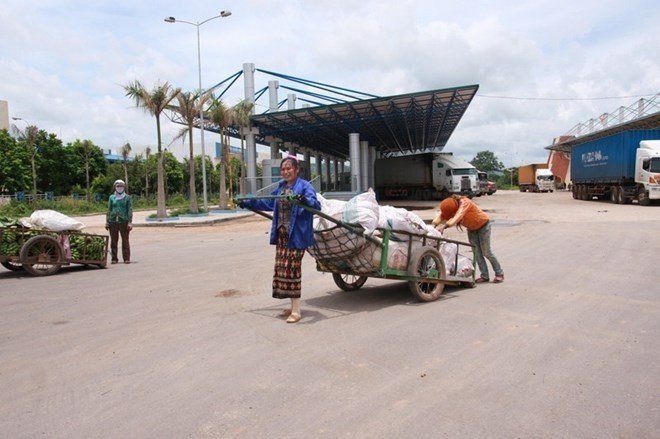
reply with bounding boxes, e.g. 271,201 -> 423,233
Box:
4,192 -> 108,203
250,175 -> 322,196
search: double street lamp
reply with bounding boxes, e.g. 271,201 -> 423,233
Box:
165,10 -> 232,211
12,116 -> 30,127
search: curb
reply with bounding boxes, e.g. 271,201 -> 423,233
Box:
133,212 -> 255,228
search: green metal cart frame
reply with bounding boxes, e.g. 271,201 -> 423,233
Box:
237,195 -> 475,302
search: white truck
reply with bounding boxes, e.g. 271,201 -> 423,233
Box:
518,163 -> 555,192
374,152 -> 478,200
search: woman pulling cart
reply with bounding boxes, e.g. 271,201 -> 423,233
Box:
237,156 -> 321,324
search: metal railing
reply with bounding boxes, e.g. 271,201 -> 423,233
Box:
562,93 -> 660,138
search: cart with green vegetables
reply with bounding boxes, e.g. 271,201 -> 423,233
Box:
237,195 -> 476,302
0,225 -> 109,276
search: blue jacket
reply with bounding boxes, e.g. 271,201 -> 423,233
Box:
244,177 -> 321,249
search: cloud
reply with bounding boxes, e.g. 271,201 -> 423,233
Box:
1,0 -> 659,167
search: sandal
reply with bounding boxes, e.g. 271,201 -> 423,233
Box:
493,275 -> 504,283
286,312 -> 302,323
278,308 -> 292,317
475,277 -> 489,283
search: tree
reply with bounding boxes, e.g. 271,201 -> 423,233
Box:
68,139 -> 107,199
208,97 -> 231,209
470,151 -> 504,173
80,140 -> 93,202
162,151 -> 185,196
169,90 -> 212,213
120,142 -> 132,190
144,146 -> 152,198
124,80 -> 180,218
232,99 -> 255,196
34,132 -> 69,195
0,129 -> 31,193
12,124 -> 41,199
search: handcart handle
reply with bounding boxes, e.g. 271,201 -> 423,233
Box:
234,195 -> 382,247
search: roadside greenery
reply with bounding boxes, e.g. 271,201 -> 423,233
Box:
0,124 -> 247,218
470,150 -> 518,190
3,78 -> 258,223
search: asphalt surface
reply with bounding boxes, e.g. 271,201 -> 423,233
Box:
1,190 -> 659,438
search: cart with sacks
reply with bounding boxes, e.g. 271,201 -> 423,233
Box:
237,191 -> 476,302
0,210 -> 108,276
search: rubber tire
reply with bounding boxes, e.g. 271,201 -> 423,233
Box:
617,187 -> 627,205
407,247 -> 445,302
1,261 -> 24,271
19,235 -> 63,276
639,189 -> 651,206
332,273 -> 368,291
610,186 -> 620,204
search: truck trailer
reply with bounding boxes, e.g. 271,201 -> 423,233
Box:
571,129 -> 660,205
374,153 -> 478,200
518,163 -> 554,192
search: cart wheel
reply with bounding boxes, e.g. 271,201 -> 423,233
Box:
19,235 -> 63,276
332,273 -> 368,291
1,261 -> 24,272
408,247 -> 445,302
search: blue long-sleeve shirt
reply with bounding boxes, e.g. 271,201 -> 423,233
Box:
244,177 -> 320,249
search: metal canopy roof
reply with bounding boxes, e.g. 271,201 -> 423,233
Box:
546,112 -> 660,153
250,84 -> 479,160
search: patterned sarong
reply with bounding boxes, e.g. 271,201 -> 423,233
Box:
272,227 -> 305,299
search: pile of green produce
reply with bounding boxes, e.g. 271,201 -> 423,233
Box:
1,225 -> 106,262
68,233 -> 107,261
0,227 -> 57,257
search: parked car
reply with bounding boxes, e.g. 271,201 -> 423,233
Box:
486,181 -> 497,195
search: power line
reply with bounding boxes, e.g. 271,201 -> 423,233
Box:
477,93 -> 658,101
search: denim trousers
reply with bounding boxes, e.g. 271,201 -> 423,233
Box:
467,221 -> 503,279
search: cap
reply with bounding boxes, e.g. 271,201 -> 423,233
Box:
114,179 -> 125,186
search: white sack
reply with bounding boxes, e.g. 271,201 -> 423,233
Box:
455,256 -> 474,278
378,204 -> 442,238
314,193 -> 346,231
342,189 -> 379,235
29,209 -> 85,231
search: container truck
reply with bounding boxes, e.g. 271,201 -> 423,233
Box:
518,163 -> 554,192
374,153 -> 478,200
571,129 -> 660,205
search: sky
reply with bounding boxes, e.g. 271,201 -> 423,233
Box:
2,0 -> 660,167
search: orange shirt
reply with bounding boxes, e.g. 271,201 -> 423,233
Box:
444,197 -> 489,231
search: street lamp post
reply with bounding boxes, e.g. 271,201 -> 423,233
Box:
12,116 -> 30,127
164,10 -> 232,211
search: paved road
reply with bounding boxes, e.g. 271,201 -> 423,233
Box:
1,191 -> 659,438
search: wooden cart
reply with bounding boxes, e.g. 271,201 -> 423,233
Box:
236,195 -> 475,302
0,226 -> 109,276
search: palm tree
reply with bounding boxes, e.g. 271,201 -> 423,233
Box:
120,142 -> 132,190
169,90 -> 212,213
232,99 -> 255,196
208,97 -> 232,209
124,80 -> 180,218
144,146 -> 151,199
